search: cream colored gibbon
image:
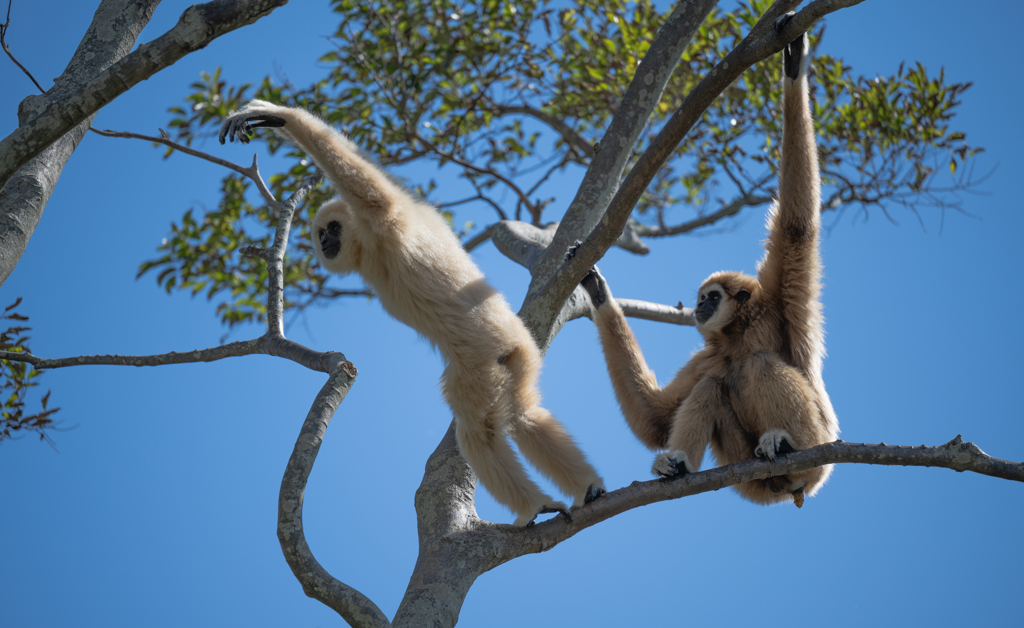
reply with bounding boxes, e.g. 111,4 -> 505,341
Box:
575,15 -> 838,507
220,101 -> 604,525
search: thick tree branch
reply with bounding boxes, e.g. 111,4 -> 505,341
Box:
519,0 -> 720,347
526,0 -> 865,349
0,0 -> 289,192
0,0 -> 160,288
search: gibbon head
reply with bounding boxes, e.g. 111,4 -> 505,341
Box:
694,272 -> 759,336
311,200 -> 357,275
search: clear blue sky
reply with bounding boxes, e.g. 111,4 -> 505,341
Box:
2,1 -> 1021,626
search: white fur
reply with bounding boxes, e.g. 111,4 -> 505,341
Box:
652,450 -> 694,477
755,429 -> 795,461
223,101 -> 604,526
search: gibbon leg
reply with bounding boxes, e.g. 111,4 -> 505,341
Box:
510,407 -> 606,507
652,377 -> 730,478
443,362 -> 566,526
738,352 -> 833,502
500,345 -> 605,507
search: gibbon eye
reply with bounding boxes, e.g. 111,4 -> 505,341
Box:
709,290 -> 720,299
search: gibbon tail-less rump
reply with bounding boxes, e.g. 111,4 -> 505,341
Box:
576,14 -> 838,507
220,100 -> 604,526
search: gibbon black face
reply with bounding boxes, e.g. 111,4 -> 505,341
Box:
695,289 -> 722,325
318,221 -> 343,259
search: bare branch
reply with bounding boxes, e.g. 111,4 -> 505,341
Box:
1,0 -> 46,93
615,298 -> 695,326
496,436 -> 1024,559
462,225 -> 494,252
413,132 -> 535,217
277,360 -> 389,628
0,0 -> 289,191
90,127 -> 279,207
634,192 -> 774,237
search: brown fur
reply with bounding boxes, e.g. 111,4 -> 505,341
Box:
223,100 -> 603,525
587,39 -> 838,505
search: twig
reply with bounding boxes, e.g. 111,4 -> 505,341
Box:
1,0 -> 45,93
90,127 -> 279,207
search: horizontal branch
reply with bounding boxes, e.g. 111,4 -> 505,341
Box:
0,333 -> 346,375
616,298 -> 695,325
502,435 -> 1023,559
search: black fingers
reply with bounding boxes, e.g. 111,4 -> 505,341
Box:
774,11 -> 806,81
773,10 -> 795,35
580,269 -> 608,308
564,239 -> 583,261
218,114 -> 287,145
584,484 -> 606,505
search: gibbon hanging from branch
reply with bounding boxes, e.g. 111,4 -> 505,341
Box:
220,101 -> 604,526
575,14 -> 837,508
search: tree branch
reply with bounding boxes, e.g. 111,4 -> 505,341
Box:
0,0 -> 289,192
485,436 -> 1024,562
633,192 -> 774,237
518,0 -> 720,349
528,0 -> 865,347
90,127 -> 279,207
0,0 -> 160,288
278,360 -> 389,628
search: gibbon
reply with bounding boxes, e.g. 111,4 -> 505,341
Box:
576,16 -> 838,507
220,100 -> 604,525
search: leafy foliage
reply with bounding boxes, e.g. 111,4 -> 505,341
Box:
144,0 -> 983,326
0,299 -> 59,444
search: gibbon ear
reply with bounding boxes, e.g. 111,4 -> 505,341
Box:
734,289 -> 751,306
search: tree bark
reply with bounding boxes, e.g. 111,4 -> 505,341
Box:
0,0 -> 289,286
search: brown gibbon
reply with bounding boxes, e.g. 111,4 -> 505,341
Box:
220,101 -> 604,526
576,15 -> 838,507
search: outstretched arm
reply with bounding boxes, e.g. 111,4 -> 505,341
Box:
757,16 -> 822,310
220,100 -> 407,218
582,268 -> 697,450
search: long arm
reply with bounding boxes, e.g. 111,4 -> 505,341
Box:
583,269 -> 698,450
220,100 -> 407,218
755,21 -> 825,373
756,24 -> 821,308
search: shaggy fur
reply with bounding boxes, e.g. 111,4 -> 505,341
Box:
581,21 -> 838,506
220,101 -> 603,525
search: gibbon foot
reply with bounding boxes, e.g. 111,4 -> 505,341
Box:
584,484 -> 606,504
755,429 -> 796,461
792,489 -> 805,508
219,113 -> 287,145
774,11 -> 808,81
516,502 -> 572,527
652,450 -> 692,478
